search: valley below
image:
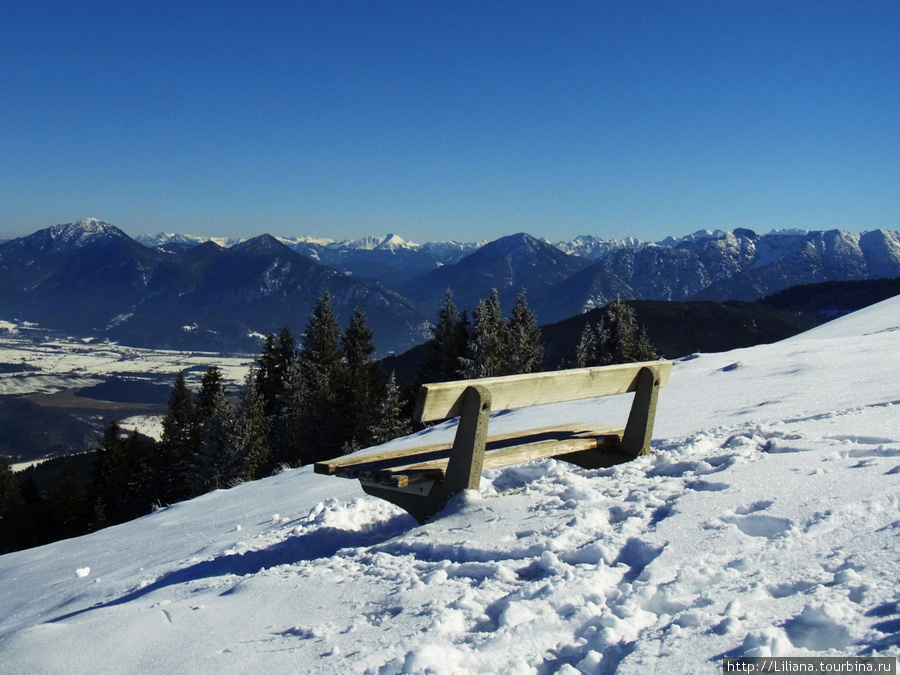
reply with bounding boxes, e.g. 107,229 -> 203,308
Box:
0,326 -> 254,467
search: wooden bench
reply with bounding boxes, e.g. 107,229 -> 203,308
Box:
315,360 -> 672,524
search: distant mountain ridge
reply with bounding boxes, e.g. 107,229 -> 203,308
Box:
0,220 -> 431,355
1,219 -> 899,354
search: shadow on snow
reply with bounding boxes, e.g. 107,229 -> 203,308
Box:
47,511 -> 416,624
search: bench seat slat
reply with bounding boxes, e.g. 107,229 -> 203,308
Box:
314,423 -> 617,476
346,425 -> 623,488
315,441 -> 454,475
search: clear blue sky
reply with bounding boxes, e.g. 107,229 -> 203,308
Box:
2,0 -> 898,244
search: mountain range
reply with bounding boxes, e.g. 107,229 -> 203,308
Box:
1,219 -> 899,355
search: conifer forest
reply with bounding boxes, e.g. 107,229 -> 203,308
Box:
0,292 -> 655,554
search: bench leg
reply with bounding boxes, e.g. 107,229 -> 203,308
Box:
556,365 -> 661,470
361,385 -> 492,524
620,365 -> 661,457
360,481 -> 438,525
442,385 -> 492,494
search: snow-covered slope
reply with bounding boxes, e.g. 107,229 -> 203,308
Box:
2,297 -> 900,672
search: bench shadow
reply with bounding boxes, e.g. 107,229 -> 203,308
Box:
48,511 -> 416,624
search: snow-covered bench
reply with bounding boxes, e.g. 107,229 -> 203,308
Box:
315,360 -> 672,523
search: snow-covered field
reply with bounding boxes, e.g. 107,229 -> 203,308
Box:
1,299 -> 899,673
0,330 -> 253,396
0,329 -> 254,451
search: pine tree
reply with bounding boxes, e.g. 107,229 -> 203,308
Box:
298,293 -> 349,463
157,371 -> 198,503
121,430 -> 157,518
634,326 -> 660,362
91,422 -> 158,528
0,455 -> 31,554
575,321 -> 603,367
256,333 -> 279,412
463,290 -> 508,378
506,292 -> 543,374
91,421 -> 126,527
17,476 -> 42,549
341,307 -> 383,448
256,327 -> 297,417
269,351 -> 306,467
40,462 -> 88,542
420,291 -> 469,383
225,369 -> 272,482
301,293 -> 344,378
188,368 -> 233,493
194,365 -> 227,422
368,372 -> 412,445
597,299 -> 659,365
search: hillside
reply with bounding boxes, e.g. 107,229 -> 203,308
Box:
539,299 -> 818,368
1,296 -> 899,671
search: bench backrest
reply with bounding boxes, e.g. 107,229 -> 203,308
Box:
414,360 -> 672,423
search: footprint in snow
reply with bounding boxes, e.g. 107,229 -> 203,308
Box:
721,513 -> 793,539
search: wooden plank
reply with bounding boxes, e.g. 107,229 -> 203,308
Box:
373,426 -> 623,481
380,470 -> 444,489
375,436 -> 616,488
414,360 -> 672,422
314,422 -> 614,474
314,441 -> 453,475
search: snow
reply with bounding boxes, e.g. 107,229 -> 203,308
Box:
332,234 -> 422,251
0,332 -> 253,396
2,297 -> 900,672
118,414 -> 164,441
135,232 -> 242,249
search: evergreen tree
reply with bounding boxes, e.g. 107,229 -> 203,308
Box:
188,368 -> 233,493
634,326 -> 659,362
226,369 -> 272,482
91,421 -> 126,527
121,430 -> 157,517
0,456 -> 31,554
158,371 -> 199,503
368,372 -> 411,445
462,290 -> 508,378
91,422 -> 158,528
298,293 -> 349,463
256,327 -> 297,417
420,291 -> 469,383
341,307 -> 383,448
194,365 -> 227,422
596,300 -> 660,365
269,351 -> 306,467
506,292 -> 543,374
256,333 -> 279,412
575,321 -> 603,368
40,462 -> 88,542
17,476 -> 42,549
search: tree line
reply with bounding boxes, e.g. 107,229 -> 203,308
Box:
1,292 -> 656,554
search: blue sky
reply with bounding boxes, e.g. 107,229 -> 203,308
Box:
2,1 -> 898,244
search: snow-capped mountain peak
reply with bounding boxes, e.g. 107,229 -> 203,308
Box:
554,234 -> 650,260
339,233 -> 421,251
6,219 -> 130,255
135,232 -> 244,249
51,218 -> 124,243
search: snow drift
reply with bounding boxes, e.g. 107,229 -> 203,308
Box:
2,296 -> 899,673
